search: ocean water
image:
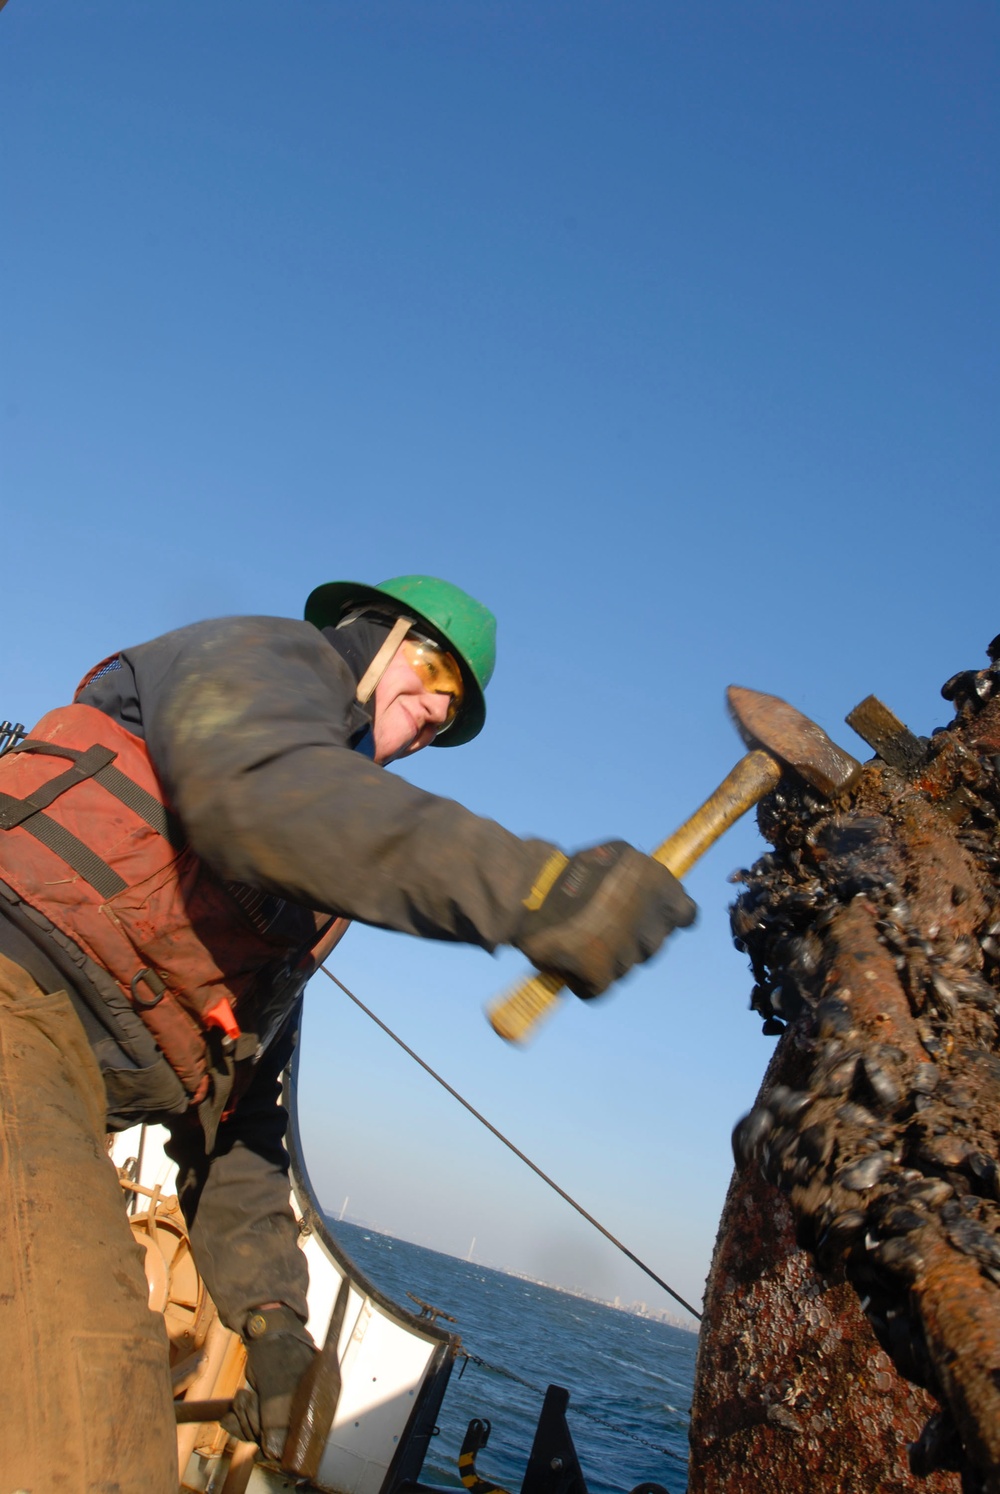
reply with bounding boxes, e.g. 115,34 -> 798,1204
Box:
330,1220 -> 696,1494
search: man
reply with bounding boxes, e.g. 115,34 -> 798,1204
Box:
0,574 -> 695,1491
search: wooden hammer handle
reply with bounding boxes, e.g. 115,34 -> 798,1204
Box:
174,1398 -> 234,1424
650,748 -> 782,878
486,750 -> 782,1044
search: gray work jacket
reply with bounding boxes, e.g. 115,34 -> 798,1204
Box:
0,615 -> 551,1329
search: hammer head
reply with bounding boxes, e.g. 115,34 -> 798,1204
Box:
727,685 -> 862,798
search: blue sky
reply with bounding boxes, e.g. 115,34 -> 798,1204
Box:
3,2 -> 997,1322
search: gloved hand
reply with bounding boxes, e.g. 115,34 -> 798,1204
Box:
515,841 -> 696,1000
222,1305 -> 317,1461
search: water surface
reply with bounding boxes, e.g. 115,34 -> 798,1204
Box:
332,1220 -> 695,1494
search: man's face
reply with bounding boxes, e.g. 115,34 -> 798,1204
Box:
371,643 -> 458,764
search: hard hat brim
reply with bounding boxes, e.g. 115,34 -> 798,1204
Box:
304,580 -> 486,747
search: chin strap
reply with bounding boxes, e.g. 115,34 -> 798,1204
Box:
354,615 -> 413,705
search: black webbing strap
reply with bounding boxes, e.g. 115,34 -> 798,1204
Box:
6,740 -> 77,758
94,764 -> 180,843
7,739 -> 83,762
5,736 -> 180,843
0,745 -> 117,829
0,796 -> 127,898
0,734 -> 180,897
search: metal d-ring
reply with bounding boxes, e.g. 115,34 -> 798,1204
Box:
130,967 -> 167,1010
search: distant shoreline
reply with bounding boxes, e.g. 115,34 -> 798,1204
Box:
325,1213 -> 699,1334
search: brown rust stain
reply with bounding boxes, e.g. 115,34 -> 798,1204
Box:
820,899 -> 927,1065
688,1147 -> 955,1494
915,1237 -> 1000,1477
689,666 -> 1000,1491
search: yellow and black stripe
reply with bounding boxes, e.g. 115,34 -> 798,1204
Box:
458,1418 -> 512,1494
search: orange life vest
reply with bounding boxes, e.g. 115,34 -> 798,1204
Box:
0,698 -> 333,1103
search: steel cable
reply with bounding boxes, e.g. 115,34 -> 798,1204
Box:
318,964 -> 702,1323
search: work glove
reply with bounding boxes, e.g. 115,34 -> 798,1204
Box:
515,841 -> 696,1000
222,1305 -> 317,1462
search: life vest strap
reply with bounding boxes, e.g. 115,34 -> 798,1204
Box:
3,736 -> 180,843
94,763 -> 180,842
0,737 -> 182,899
0,743 -> 118,827
0,795 -> 128,898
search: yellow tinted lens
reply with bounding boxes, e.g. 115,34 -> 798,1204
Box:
401,639 -> 464,729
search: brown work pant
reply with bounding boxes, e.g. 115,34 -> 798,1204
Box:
0,952 -> 177,1493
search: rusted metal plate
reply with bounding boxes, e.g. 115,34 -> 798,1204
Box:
688,1140 -> 956,1493
692,648 -> 1000,1491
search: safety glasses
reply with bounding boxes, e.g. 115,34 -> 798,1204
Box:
400,635 -> 464,733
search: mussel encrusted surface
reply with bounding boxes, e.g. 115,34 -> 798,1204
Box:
688,640 -> 1000,1494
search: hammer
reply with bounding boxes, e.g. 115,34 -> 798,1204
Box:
487,686 -> 861,1044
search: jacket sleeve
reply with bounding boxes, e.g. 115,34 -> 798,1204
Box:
130,616 -> 551,951
164,1018 -> 310,1331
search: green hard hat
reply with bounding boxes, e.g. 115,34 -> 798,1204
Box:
305,574 -> 497,746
